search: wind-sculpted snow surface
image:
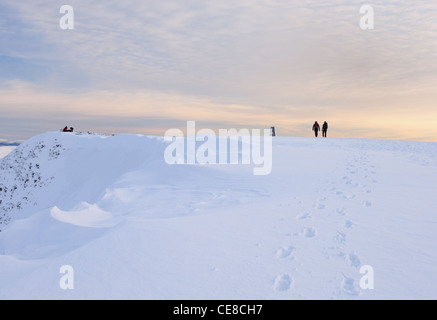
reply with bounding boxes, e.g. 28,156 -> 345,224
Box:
0,132 -> 436,299
0,138 -> 62,228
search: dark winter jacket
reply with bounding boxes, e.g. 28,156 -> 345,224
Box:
322,122 -> 328,131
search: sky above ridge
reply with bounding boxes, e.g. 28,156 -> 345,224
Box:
0,0 -> 436,142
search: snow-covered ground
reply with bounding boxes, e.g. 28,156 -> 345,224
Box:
0,131 -> 436,299
0,146 -> 16,159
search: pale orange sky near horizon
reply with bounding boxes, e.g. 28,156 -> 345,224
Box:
1,1 -> 436,142
2,82 -> 436,142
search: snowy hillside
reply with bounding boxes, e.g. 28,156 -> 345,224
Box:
0,131 -> 436,299
0,146 -> 16,160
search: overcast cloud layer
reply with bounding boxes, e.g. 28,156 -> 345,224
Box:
1,0 -> 436,141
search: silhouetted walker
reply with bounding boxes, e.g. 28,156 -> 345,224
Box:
312,121 -> 320,137
322,121 -> 328,137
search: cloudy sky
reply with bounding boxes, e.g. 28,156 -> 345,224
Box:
1,0 -> 436,142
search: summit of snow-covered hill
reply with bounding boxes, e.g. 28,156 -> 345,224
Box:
0,131 -> 436,299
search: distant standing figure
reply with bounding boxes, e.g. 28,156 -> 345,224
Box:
312,121 -> 320,137
322,121 -> 328,137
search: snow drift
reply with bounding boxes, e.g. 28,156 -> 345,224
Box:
0,131 -> 436,299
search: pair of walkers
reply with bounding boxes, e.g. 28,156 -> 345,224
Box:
312,121 -> 328,137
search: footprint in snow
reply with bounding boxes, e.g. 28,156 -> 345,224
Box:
296,212 -> 311,220
364,201 -> 372,207
344,220 -> 353,228
336,231 -> 346,244
303,227 -> 316,238
275,245 -> 295,259
347,252 -> 361,268
273,274 -> 293,291
315,203 -> 326,210
341,275 -> 360,296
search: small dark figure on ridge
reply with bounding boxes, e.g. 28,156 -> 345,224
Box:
312,121 -> 320,137
322,121 -> 328,138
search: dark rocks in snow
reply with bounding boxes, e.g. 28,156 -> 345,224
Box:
0,138 -> 64,230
